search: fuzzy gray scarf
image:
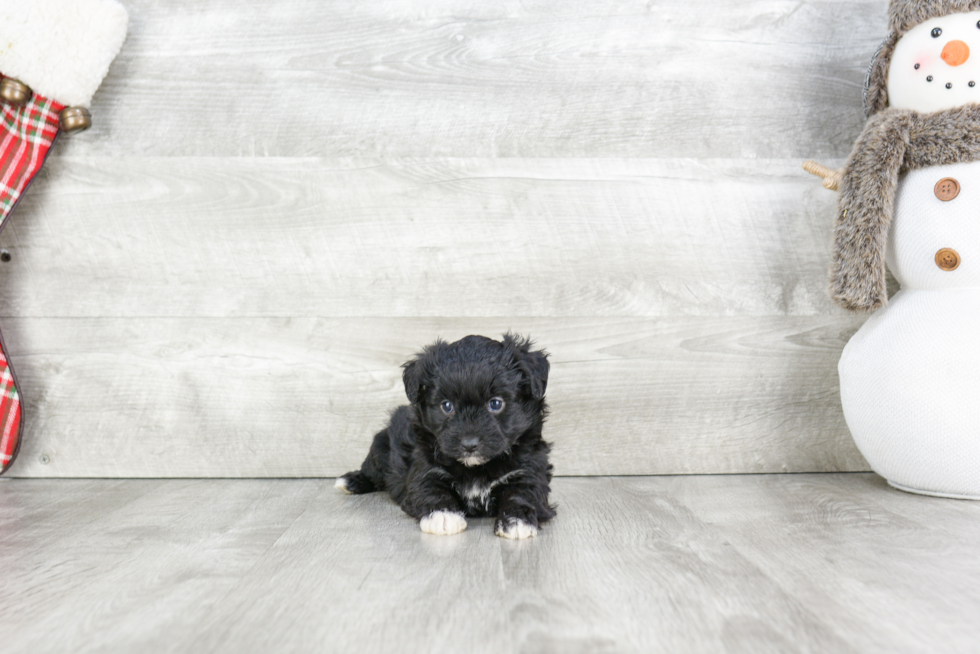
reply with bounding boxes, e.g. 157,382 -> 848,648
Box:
832,103 -> 980,312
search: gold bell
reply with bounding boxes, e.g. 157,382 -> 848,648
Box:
59,107 -> 92,134
0,78 -> 32,106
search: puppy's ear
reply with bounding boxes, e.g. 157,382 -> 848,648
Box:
505,333 -> 550,400
403,340 -> 444,403
402,359 -> 424,404
521,349 -> 550,399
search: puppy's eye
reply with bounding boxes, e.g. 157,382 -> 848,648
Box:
440,400 -> 454,415
932,27 -> 943,38
487,397 -> 505,413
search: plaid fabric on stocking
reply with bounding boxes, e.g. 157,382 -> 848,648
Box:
0,88 -> 63,224
0,85 -> 63,472
0,347 -> 21,471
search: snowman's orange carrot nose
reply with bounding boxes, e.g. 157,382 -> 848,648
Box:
942,40 -> 970,66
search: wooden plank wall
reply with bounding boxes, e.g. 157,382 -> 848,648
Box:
0,0 -> 887,477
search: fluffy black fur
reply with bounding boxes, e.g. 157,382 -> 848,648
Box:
338,334 -> 555,536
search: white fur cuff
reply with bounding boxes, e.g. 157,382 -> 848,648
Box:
0,0 -> 128,107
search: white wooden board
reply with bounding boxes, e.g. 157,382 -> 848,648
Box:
1,157 -> 845,318
60,0 -> 882,159
1,316 -> 867,477
0,0 -> 889,477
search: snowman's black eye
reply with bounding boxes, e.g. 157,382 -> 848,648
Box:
915,63 -> 921,69
976,20 -> 980,29
927,75 -> 934,81
932,27 -> 943,38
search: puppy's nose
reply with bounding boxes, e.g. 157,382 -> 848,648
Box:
942,40 -> 970,66
461,436 -> 480,452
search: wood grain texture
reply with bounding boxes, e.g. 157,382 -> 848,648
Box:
0,157 -> 866,475
0,157 -> 845,318
0,479 -> 324,654
0,316 -> 868,478
670,474 -> 980,653
0,0 -> 879,477
55,0 -> 882,159
1,475 -> 978,653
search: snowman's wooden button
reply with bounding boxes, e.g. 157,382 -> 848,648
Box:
935,248 -> 961,271
935,177 -> 961,201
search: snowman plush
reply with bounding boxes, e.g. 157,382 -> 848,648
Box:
816,0 -> 980,498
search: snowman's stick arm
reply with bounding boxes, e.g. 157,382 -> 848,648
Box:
802,160 -> 843,192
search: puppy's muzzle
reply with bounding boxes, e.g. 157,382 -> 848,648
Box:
458,435 -> 488,466
460,435 -> 480,455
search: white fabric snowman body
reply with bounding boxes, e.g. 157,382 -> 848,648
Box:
838,8 -> 980,498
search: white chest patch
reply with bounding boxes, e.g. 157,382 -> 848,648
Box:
457,469 -> 525,514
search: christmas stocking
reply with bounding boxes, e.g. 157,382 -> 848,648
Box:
0,0 -> 128,473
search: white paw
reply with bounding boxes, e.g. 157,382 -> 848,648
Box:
495,518 -> 538,540
420,510 -> 467,536
334,477 -> 352,494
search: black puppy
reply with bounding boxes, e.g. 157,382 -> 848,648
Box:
336,334 -> 554,539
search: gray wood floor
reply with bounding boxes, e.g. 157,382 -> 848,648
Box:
2,474 -> 978,653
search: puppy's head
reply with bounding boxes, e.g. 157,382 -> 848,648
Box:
402,333 -> 549,467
